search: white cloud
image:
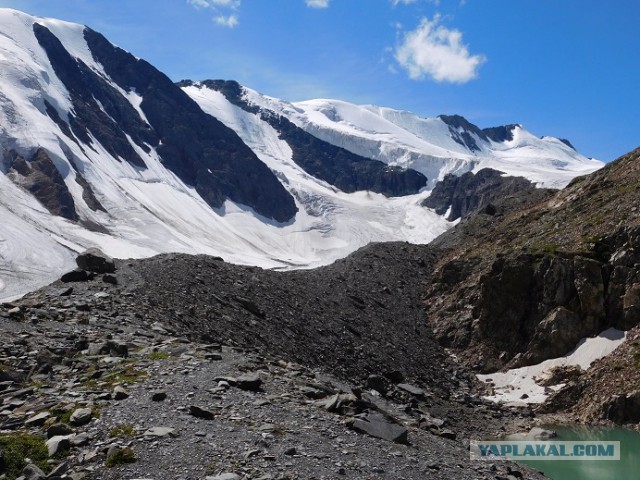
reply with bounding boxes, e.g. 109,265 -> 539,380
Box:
394,15 -> 485,83
188,0 -> 240,8
305,0 -> 331,8
187,0 -> 241,27
214,14 -> 239,28
391,0 -> 440,5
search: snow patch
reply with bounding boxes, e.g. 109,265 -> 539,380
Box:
477,328 -> 627,405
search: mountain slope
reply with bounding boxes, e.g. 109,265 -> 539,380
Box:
233,88 -> 603,189
0,8 -> 603,301
423,147 -> 640,377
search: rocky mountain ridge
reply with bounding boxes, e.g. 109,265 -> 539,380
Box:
423,147 -> 640,426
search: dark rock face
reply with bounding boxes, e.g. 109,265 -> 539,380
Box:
438,114 -> 488,152
482,124 -> 520,143
603,391 -> 640,424
83,30 -> 297,222
4,148 -> 78,220
31,24 -> 296,222
559,138 -> 576,150
33,23 -> 151,169
426,252 -> 614,371
198,80 -> 428,197
423,168 -> 540,221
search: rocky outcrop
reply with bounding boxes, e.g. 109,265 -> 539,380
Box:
425,148 -> 640,373
32,24 -> 297,222
438,115 -> 487,152
603,390 -> 640,424
423,168 -> 544,221
4,148 -> 78,221
482,124 -> 519,143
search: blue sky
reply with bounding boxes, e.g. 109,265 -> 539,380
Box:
0,0 -> 638,161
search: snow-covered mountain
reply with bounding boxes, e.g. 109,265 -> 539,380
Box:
189,80 -> 601,190
0,8 -> 603,301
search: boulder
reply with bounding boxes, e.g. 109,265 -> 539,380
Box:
348,410 -> 408,444
69,408 -> 92,426
46,434 -> 73,456
60,269 -> 93,283
236,373 -> 263,392
76,248 -> 116,273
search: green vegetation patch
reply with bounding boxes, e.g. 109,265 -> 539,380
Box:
145,351 -> 170,360
0,433 -> 51,479
109,423 -> 136,439
105,447 -> 136,467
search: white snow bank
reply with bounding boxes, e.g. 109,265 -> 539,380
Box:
477,328 -> 627,405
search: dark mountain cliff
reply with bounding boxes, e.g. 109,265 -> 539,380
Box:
422,168 -> 550,221
32,23 -> 297,222
424,147 -> 640,376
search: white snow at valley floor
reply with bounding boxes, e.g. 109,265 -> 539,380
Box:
477,328 -> 627,405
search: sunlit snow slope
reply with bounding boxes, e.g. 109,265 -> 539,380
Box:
0,8 -> 602,301
0,9 -> 449,301
240,91 -> 603,189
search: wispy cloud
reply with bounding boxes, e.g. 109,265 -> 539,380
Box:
391,0 -> 441,5
187,0 -> 241,27
188,0 -> 240,8
394,15 -> 485,83
305,0 -> 331,8
214,14 -> 239,28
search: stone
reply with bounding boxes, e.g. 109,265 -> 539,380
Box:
365,375 -> 388,394
102,274 -> 118,285
46,435 -> 73,456
151,391 -> 167,401
439,429 -> 457,440
397,383 -> 425,397
25,411 -> 50,427
113,386 -> 129,400
47,462 -> 69,478
349,411 -> 408,444
59,286 -> 74,296
20,463 -> 46,480
527,427 -> 557,440
70,433 -> 90,446
189,405 -> 215,420
69,408 -> 92,426
60,269 -> 93,283
236,373 -> 263,392
535,365 -> 583,386
206,474 -> 241,480
76,248 -> 116,273
143,427 -> 177,438
283,446 -> 297,456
